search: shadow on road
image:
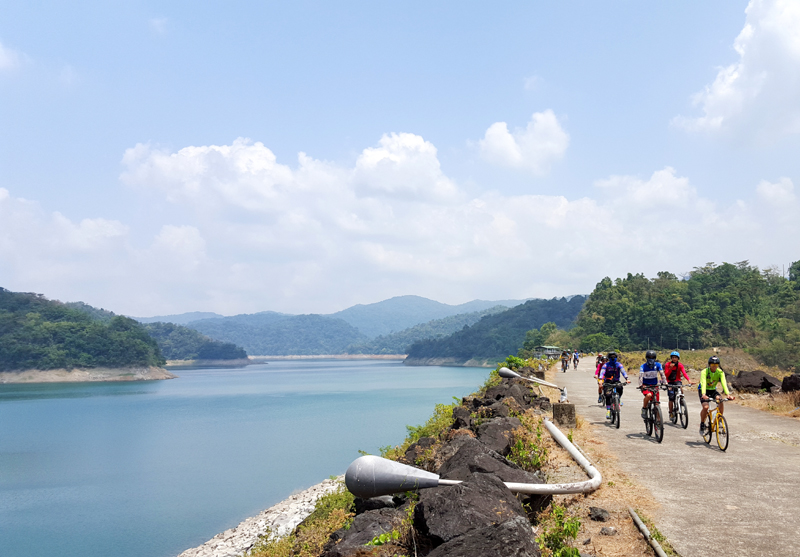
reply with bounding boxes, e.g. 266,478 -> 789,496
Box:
685,440 -> 722,451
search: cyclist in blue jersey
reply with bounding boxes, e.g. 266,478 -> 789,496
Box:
599,351 -> 630,419
639,350 -> 666,419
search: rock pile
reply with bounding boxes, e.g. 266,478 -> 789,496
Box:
728,370 -> 782,393
178,476 -> 344,557
321,377 -> 553,557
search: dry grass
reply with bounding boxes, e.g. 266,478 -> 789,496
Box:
736,390 -> 800,417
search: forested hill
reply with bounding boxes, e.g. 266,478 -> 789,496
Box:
143,323 -> 247,361
405,296 -> 587,364
0,288 -> 165,371
345,306 -> 509,355
567,261 -> 800,369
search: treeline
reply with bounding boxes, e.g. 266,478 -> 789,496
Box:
143,322 -> 247,361
345,306 -> 508,355
0,288 -> 165,371
405,296 -> 587,362
535,261 -> 800,370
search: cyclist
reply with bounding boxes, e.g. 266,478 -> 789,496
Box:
599,351 -> 630,419
573,350 -> 580,369
664,351 -> 692,417
639,350 -> 666,419
595,352 -> 604,368
594,355 -> 608,403
561,350 -> 570,372
699,356 -> 735,435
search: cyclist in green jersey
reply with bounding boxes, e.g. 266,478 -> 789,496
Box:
698,356 -> 735,435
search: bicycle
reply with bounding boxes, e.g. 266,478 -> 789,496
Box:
702,396 -> 731,451
603,381 -> 625,429
666,382 -> 689,429
596,378 -> 604,404
638,385 -> 664,443
573,358 -> 579,370
561,359 -> 569,373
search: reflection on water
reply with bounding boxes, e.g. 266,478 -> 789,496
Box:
0,360 -> 489,557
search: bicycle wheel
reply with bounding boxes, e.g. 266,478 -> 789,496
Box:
669,403 -> 678,424
613,395 -> 621,429
653,405 -> 664,443
702,414 -> 713,444
645,406 -> 653,436
679,398 -> 689,429
716,415 -> 729,451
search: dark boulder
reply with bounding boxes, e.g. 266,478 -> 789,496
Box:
529,397 -> 552,412
475,417 -> 521,455
322,507 -> 403,557
452,406 -> 472,429
401,436 -> 437,465
353,495 -> 395,515
782,374 -> 800,393
730,370 -> 782,393
485,383 -> 533,408
415,472 -> 527,546
425,516 -> 541,557
486,401 -> 511,418
439,437 -> 529,483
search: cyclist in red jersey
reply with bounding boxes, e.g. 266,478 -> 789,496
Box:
663,351 -> 692,416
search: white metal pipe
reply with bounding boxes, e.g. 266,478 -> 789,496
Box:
628,507 -> 669,557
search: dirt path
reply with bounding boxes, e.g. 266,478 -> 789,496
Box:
557,359 -> 800,557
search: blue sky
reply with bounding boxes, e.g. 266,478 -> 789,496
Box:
2,1 -> 799,315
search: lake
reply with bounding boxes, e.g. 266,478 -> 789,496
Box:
0,360 -> 490,557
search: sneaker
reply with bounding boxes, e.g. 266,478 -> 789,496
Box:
641,408 -> 647,419
606,410 -> 611,420
699,423 -> 706,434
620,401 -> 623,406
598,395 -> 603,403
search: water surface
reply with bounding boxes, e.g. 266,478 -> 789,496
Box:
0,360 -> 489,557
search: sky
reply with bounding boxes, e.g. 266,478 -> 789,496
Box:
1,0 -> 799,316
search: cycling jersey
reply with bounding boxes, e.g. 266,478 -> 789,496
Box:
664,361 -> 690,383
700,367 -> 730,395
639,362 -> 665,387
600,361 -> 628,382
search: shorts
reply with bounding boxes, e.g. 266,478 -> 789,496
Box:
698,388 -> 720,403
641,386 -> 660,402
666,384 -> 682,401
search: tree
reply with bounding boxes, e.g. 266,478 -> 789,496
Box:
789,260 -> 800,282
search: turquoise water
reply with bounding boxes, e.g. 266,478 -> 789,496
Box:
0,360 -> 489,557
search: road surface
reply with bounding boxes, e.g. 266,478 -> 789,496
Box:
557,359 -> 800,557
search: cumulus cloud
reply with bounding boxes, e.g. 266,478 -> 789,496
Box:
673,0 -> 800,138
111,135 -> 800,314
478,110 -> 569,174
0,40 -> 26,72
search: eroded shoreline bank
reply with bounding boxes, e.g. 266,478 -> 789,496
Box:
0,366 -> 177,383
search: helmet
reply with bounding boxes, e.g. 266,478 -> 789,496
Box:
645,350 -> 657,360
607,351 -> 617,359
670,351 -> 680,358
708,356 -> 721,365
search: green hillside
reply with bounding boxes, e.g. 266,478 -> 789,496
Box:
345,306 -> 508,355
187,313 -> 367,355
566,261 -> 800,369
330,295 -> 527,337
405,296 -> 587,363
0,288 -> 165,371
143,322 -> 247,361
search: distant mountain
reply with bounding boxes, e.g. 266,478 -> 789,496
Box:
345,306 -> 509,355
405,296 -> 587,365
187,313 -> 366,355
329,295 -> 529,338
133,311 -> 225,325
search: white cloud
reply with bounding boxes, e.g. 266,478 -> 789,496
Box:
478,110 -> 569,174
673,0 -> 800,138
0,40 -> 26,72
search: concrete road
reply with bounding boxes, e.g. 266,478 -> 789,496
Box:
557,359 -> 800,557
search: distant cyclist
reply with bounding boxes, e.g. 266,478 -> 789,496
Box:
639,350 -> 666,419
595,352 -> 604,367
561,350 -> 570,372
664,351 -> 692,417
573,350 -> 580,369
599,351 -> 630,419
594,355 -> 608,402
699,356 -> 735,435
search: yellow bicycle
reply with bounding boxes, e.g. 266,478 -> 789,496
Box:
702,397 -> 730,451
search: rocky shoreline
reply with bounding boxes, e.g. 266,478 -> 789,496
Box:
403,356 -> 493,367
0,366 -> 176,383
177,476 -> 344,557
